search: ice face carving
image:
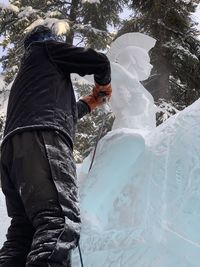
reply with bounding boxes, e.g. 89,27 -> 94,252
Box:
107,33 -> 156,131
117,46 -> 153,81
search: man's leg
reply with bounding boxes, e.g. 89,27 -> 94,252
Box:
0,216 -> 35,267
0,140 -> 35,267
36,130 -> 81,267
8,131 -> 80,267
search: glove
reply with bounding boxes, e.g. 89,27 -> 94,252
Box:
81,82 -> 112,112
93,82 -> 112,100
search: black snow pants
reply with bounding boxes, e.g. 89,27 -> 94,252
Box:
0,130 -> 81,267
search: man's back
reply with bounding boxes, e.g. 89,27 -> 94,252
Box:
4,41 -> 78,148
3,39 -> 111,148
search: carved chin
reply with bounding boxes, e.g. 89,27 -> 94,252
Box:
137,71 -> 149,81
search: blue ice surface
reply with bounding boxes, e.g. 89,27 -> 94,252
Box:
73,100 -> 200,267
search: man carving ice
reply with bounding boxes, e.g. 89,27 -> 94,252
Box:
0,25 -> 111,267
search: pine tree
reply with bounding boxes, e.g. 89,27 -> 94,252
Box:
0,0 -> 129,81
118,0 -> 200,109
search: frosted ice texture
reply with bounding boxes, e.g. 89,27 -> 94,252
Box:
72,34 -> 200,266
85,33 -> 156,131
74,103 -> 200,266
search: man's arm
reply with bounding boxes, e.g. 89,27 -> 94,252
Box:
45,40 -> 111,85
46,40 -> 111,118
76,81 -> 112,119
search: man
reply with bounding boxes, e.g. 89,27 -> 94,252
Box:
0,25 -> 111,267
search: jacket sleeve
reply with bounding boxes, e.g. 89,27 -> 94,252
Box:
77,99 -> 90,119
46,41 -> 111,85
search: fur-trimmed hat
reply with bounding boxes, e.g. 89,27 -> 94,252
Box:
24,25 -> 60,49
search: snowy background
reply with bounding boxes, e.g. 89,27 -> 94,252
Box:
193,3 -> 200,32
0,2 -> 200,71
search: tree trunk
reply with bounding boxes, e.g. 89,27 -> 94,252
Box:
66,0 -> 80,44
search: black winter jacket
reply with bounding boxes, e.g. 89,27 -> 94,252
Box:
2,40 -> 111,149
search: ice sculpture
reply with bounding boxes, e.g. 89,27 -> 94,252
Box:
72,33 -> 200,267
72,33 -> 158,266
107,32 -> 156,131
